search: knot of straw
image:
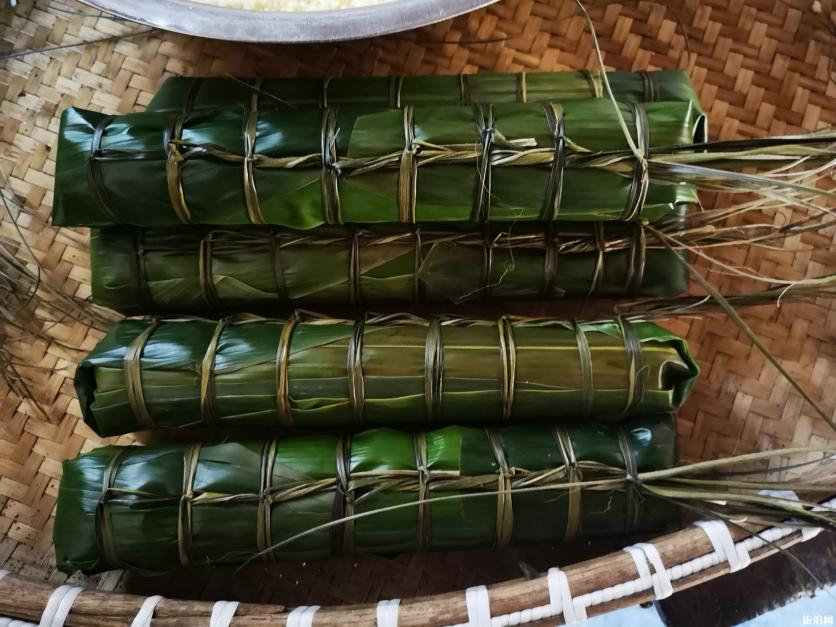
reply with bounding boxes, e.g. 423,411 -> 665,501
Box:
177,443 -> 201,569
413,432 -> 431,549
621,104 -> 651,221
164,113 -> 192,224
541,102 -> 566,221
256,440 -> 279,558
486,430 -> 514,547
333,436 -> 354,555
617,428 -> 641,533
473,104 -> 496,222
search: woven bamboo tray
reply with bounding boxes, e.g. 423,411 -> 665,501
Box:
0,0 -> 834,624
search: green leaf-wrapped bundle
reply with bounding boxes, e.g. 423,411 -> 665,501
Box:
54,99 -> 702,228
76,316 -> 699,437
146,70 -> 704,128
54,415 -> 679,573
91,223 -> 690,315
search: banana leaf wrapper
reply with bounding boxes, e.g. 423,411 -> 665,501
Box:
76,316 -> 699,437
146,70 -> 706,136
54,99 -> 702,228
90,222 -> 690,315
54,415 -> 679,574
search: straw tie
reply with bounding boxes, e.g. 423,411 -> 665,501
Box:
95,448 -> 128,570
88,115 -> 120,221
572,320 -> 595,417
124,321 -> 160,431
177,443 -> 201,569
617,428 -> 641,533
256,440 -> 280,558
618,316 -> 647,418
541,222 -> 560,297
479,228 -> 495,300
347,318 -> 366,423
486,429 -> 514,547
497,317 -> 517,421
472,104 -> 496,223
412,227 -> 425,302
587,222 -> 605,297
552,426 -> 582,541
423,318 -> 444,421
199,319 -> 227,426
581,69 -> 604,99
321,107 -> 342,225
348,230 -> 362,306
269,232 -> 290,305
130,229 -> 156,312
621,104 -> 651,221
198,231 -> 221,309
275,315 -> 299,426
541,102 -> 566,221
164,113 -> 193,224
624,222 -> 647,295
333,435 -> 354,555
399,105 -> 418,224
413,432 -> 431,549
388,76 -> 404,108
243,78 -> 266,225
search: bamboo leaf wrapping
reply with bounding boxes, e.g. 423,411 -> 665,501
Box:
54,99 -> 702,228
54,415 -> 679,574
75,316 -> 699,437
90,223 -> 690,315
145,70 -> 705,134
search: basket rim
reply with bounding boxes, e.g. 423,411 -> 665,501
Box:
0,509 -> 825,625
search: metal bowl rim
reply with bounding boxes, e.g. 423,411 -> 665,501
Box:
79,0 -> 499,43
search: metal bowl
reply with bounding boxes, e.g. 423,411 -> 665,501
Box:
79,0 -> 499,43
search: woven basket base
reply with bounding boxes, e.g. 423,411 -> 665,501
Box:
0,0 -> 834,608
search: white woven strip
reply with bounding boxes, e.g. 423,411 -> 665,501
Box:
0,570 -> 8,581
210,601 -> 239,627
286,605 -> 320,627
376,599 -> 400,627
622,546 -> 654,590
632,543 -> 673,600
546,567 -> 586,624
131,595 -> 164,627
0,619 -> 36,627
465,586 -> 492,627
38,585 -> 84,627
694,520 -> 751,573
